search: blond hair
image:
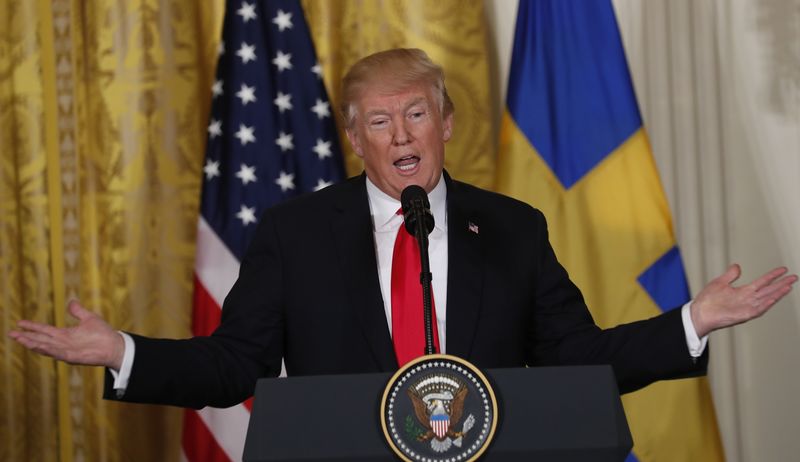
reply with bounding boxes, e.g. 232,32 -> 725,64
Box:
340,48 -> 454,128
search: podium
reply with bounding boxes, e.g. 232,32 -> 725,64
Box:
243,365 -> 632,461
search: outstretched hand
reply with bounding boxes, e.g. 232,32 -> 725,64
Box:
8,300 -> 125,370
691,264 -> 797,338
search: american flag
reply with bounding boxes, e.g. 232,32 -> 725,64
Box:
183,1 -> 345,461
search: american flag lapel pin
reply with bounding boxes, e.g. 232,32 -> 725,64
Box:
468,221 -> 479,234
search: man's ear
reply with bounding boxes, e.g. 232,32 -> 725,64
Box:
345,129 -> 364,158
442,113 -> 454,143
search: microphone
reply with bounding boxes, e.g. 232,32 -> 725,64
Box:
400,185 -> 434,237
400,185 -> 436,356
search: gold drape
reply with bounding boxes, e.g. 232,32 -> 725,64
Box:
302,0 -> 495,188
0,0 -> 224,460
0,1 -> 493,460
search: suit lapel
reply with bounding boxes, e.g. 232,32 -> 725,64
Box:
330,176 -> 398,371
444,176 -> 484,359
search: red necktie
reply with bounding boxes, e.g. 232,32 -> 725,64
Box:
391,212 -> 440,366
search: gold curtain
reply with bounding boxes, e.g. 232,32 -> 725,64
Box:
0,0 -> 224,460
1,1 -> 494,460
301,0 -> 495,188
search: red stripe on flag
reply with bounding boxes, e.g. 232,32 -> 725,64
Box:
182,409 -> 231,462
184,277 -> 239,461
192,275 -> 222,337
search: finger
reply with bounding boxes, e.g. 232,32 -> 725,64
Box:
756,280 -> 795,306
750,267 -> 789,291
755,284 -> 788,302
9,331 -> 61,357
719,264 -> 741,285
14,330 -> 59,347
68,300 -> 94,322
16,320 -> 64,338
10,333 -> 39,351
755,274 -> 798,297
7,330 -> 23,341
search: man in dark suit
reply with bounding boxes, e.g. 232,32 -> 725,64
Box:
9,49 -> 797,410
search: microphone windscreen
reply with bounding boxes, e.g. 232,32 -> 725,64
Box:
400,185 -> 434,235
401,185 -> 429,212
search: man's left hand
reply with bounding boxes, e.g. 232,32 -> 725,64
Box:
691,264 -> 797,338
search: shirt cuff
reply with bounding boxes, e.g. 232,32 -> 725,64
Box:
681,301 -> 709,357
108,331 -> 135,397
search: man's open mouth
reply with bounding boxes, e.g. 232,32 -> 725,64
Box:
394,155 -> 420,171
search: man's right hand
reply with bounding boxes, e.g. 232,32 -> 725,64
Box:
8,300 -> 125,370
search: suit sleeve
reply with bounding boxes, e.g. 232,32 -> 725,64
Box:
524,209 -> 707,394
104,210 -> 286,408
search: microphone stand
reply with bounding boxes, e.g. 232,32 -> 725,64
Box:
409,199 -> 436,356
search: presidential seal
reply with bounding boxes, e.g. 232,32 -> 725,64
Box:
380,355 -> 498,462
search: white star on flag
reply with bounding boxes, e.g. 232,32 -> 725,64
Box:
235,123 -> 256,145
272,51 -> 292,71
311,63 -> 322,78
211,79 -> 223,98
236,83 -> 257,105
275,171 -> 296,192
237,42 -> 257,64
314,178 -> 332,191
310,99 -> 330,119
272,9 -> 293,31
312,138 -> 332,159
235,163 -> 257,185
208,119 -> 222,139
237,2 -> 257,23
273,92 -> 293,112
275,131 -> 294,151
203,160 -> 220,179
236,204 -> 257,225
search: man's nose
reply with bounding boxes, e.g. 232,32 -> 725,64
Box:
392,121 -> 412,145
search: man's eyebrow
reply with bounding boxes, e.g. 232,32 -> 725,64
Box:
364,108 -> 390,119
363,97 -> 430,119
403,97 -> 429,111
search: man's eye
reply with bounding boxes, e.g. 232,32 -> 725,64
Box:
370,119 -> 388,128
409,111 -> 426,120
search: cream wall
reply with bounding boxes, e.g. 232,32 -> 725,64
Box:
484,1 -> 800,461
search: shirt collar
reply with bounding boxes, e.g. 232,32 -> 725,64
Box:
366,174 -> 447,232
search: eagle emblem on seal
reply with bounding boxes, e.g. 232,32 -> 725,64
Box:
407,374 -> 476,453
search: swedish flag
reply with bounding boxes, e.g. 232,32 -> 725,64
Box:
496,1 -> 724,460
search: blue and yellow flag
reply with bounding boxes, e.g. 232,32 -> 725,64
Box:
496,1 -> 724,460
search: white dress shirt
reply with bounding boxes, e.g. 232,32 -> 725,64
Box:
366,175 -> 449,353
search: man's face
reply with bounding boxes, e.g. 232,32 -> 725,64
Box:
346,83 -> 453,200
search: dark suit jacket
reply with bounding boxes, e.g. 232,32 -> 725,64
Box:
106,173 -> 707,408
